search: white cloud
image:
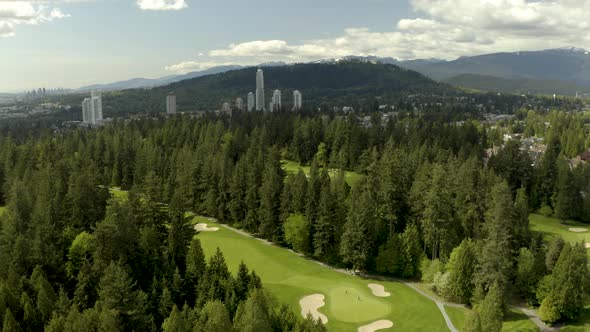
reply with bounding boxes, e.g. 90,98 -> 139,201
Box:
0,21 -> 15,37
137,0 -> 187,11
164,61 -> 236,74
166,0 -> 590,71
0,1 -> 70,37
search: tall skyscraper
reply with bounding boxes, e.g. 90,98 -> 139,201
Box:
271,89 -> 281,112
81,90 -> 103,124
293,90 -> 302,110
166,93 -> 176,114
247,92 -> 255,111
235,97 -> 244,111
91,90 -> 103,120
222,102 -> 231,112
255,69 -> 265,111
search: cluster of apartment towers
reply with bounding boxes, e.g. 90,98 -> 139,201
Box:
165,69 -> 303,114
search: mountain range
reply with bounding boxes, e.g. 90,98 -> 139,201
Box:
79,61 -> 449,115
75,47 -> 590,97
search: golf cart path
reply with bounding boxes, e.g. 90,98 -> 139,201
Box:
213,220 -> 552,332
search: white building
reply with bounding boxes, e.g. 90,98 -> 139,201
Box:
235,97 -> 244,111
271,89 -> 281,112
222,102 -> 231,112
166,93 -> 177,114
256,69 -> 265,111
293,90 -> 302,110
247,92 -> 255,111
81,90 -> 103,124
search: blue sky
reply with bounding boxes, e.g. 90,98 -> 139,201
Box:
1,0 -> 589,91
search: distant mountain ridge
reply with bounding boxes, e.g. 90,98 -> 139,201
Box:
407,47 -> 590,89
74,47 -> 590,96
444,74 -> 590,96
92,61 -> 451,115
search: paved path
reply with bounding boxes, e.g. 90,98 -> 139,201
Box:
212,218 -> 552,332
511,306 -> 559,332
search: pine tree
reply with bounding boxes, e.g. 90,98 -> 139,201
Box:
258,147 -> 285,242
340,183 -> 373,272
446,239 -> 477,304
234,289 -> 273,332
478,282 -> 504,332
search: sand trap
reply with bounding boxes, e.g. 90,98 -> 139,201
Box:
358,320 -> 394,332
368,284 -> 391,297
194,223 -> 219,232
569,227 -> 588,233
299,294 -> 328,324
585,243 -> 590,249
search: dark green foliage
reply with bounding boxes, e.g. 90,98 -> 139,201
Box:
538,242 -> 589,323
0,100 -> 588,331
477,283 -> 504,332
446,239 -> 477,304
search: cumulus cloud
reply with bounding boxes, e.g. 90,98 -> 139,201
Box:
0,1 -> 71,37
165,61 -> 237,74
137,0 -> 187,11
166,0 -> 590,72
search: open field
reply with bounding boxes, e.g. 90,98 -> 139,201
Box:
446,306 -> 538,331
195,216 -> 449,331
282,160 -> 362,187
530,214 -> 590,257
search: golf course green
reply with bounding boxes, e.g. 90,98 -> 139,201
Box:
195,216 -> 449,331
282,160 -> 363,187
530,213 -> 590,257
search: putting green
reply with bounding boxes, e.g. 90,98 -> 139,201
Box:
328,286 -> 390,322
195,216 -> 449,331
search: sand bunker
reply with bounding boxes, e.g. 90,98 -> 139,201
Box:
585,243 -> 590,249
358,320 -> 394,332
194,223 -> 219,232
569,227 -> 588,233
368,284 -> 391,297
299,294 -> 328,324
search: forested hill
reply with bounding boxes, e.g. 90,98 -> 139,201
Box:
80,61 -> 453,115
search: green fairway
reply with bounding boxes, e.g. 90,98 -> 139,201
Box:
529,214 -> 590,256
282,159 -> 362,187
446,306 -> 539,332
195,216 -> 449,331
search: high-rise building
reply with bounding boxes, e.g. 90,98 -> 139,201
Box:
166,93 -> 176,114
81,90 -> 103,124
293,90 -> 302,110
82,98 -> 91,123
91,90 -> 103,120
247,92 -> 255,111
235,97 -> 244,111
222,102 -> 231,112
256,69 -> 265,111
271,89 -> 281,112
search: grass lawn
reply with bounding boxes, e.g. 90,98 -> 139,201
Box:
0,206 -> 5,216
529,214 -> 590,257
109,187 -> 129,200
502,309 -> 539,332
445,306 -> 467,330
195,217 -> 449,331
282,160 -> 362,187
446,306 -> 538,331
